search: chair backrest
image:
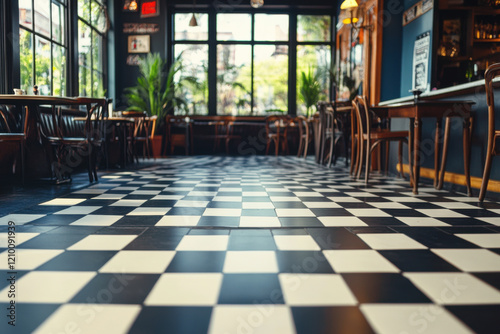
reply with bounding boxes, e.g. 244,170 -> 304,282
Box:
352,95 -> 373,137
265,115 -> 291,137
295,115 -> 309,138
485,62 -> 500,138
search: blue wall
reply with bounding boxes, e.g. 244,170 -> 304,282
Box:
399,0 -> 433,97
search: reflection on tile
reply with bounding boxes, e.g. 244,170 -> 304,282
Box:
323,250 -> 400,273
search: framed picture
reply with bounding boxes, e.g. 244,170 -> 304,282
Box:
128,35 -> 150,53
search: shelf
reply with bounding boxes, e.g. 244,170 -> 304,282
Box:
474,38 -> 500,42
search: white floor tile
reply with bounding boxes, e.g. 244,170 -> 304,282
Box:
273,235 -> 320,251
344,192 -> 379,197
360,304 -> 473,334
318,216 -> 368,227
279,273 -> 357,306
303,202 -> 342,208
431,249 -> 500,272
367,202 -> 410,209
404,272 -> 500,304
68,235 -> 137,250
174,200 -> 209,207
151,195 -> 185,200
71,188 -> 108,194
0,214 -> 46,225
99,250 -> 176,273
127,207 -> 170,216
176,235 -> 229,251
416,209 -> 468,218
270,196 -> 301,202
396,217 -> 450,227
209,305 -> 295,334
455,233 -> 500,248
432,202 -> 478,209
358,233 -> 427,250
293,192 -> 323,197
156,215 -> 200,226
144,273 -> 222,306
0,249 -> 63,270
242,202 -> 275,209
323,250 -> 400,273
53,206 -> 102,215
239,216 -> 281,227
213,196 -> 243,202
203,208 -> 242,216
275,209 -> 315,217
242,191 -> 269,197
0,271 -> 95,303
34,304 -> 141,334
327,197 -> 362,203
130,190 -> 161,195
476,217 -> 500,226
223,251 -> 278,273
92,194 -> 127,200
70,215 -> 122,226
0,232 -> 39,247
346,209 -> 392,217
39,198 -> 87,206
383,197 -> 426,203
110,199 -> 147,207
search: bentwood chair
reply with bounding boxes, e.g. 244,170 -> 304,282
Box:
352,95 -> 410,183
295,115 -> 311,158
265,115 -> 291,156
0,105 -> 27,184
479,62 -> 500,201
165,115 -> 193,155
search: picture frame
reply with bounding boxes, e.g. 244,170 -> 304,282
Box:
128,35 -> 150,53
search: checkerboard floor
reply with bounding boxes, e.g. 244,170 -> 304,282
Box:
1,156 -> 500,334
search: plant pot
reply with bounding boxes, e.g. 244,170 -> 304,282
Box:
151,135 -> 163,158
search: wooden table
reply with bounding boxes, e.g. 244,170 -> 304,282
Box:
372,100 -> 474,195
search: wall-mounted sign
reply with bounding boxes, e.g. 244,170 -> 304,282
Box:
126,55 -> 142,66
412,31 -> 430,91
123,0 -> 138,12
141,0 -> 159,18
128,35 -> 150,53
403,0 -> 433,26
123,23 -> 159,34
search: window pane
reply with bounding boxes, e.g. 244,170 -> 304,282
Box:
78,0 -> 90,21
52,44 -> 66,96
91,1 -> 107,33
35,36 -> 51,95
297,15 -> 331,42
217,14 -> 251,41
92,31 -> 103,72
78,20 -> 92,96
19,0 -> 33,29
92,71 -> 104,97
254,14 -> 288,41
297,45 -> 331,115
52,2 -> 65,44
19,28 -> 33,92
174,13 -> 208,41
175,44 -> 209,115
253,45 -> 288,114
34,0 -> 51,38
217,45 -> 252,115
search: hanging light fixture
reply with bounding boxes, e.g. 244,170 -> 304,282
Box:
340,0 -> 358,9
340,0 -> 359,24
250,0 -> 264,8
189,0 -> 198,27
189,13 -> 198,27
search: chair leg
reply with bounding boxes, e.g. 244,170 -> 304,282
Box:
265,139 -> 270,155
303,138 -> 309,159
479,149 -> 494,202
365,141 -> 372,184
356,136 -> 364,179
398,140 -> 404,178
350,136 -> 357,175
275,137 -> 279,156
297,138 -> 304,157
327,136 -> 334,168
385,141 -> 390,175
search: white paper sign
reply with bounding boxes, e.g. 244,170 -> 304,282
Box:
412,31 -> 430,91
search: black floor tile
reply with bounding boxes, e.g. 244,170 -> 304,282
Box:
446,305 -> 500,334
166,251 -> 226,272
37,250 -> 117,271
129,307 -> 212,334
307,228 -> 370,249
292,307 -> 375,334
379,250 -> 460,272
218,274 -> 284,304
276,251 -> 334,273
227,236 -> 277,250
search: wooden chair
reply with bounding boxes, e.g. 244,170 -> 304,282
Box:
165,115 -> 193,155
352,95 -> 410,183
0,105 -> 27,184
479,62 -> 500,201
123,111 -> 157,161
265,115 -> 291,156
295,115 -> 311,158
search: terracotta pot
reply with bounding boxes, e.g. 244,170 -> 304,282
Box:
151,135 -> 163,158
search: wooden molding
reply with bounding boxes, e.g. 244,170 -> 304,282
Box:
396,164 -> 500,193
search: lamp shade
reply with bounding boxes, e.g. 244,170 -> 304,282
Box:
189,13 -> 198,26
340,0 -> 358,9
250,0 -> 264,8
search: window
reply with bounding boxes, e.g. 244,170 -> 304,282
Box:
173,13 -> 209,115
19,0 -> 67,95
78,0 -> 107,97
171,11 -> 334,116
297,15 -> 332,115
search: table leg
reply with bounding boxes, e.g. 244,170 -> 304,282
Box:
463,116 -> 472,196
434,118 -> 442,188
437,117 -> 451,190
413,117 -> 421,195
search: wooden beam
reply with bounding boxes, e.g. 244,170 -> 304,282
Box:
396,164 -> 500,193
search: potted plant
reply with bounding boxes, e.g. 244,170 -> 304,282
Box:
125,53 -> 195,157
299,66 -> 322,118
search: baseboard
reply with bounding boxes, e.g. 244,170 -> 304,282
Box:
396,164 -> 500,194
